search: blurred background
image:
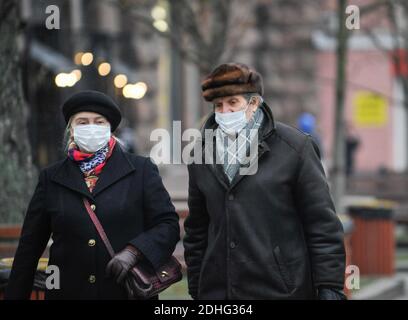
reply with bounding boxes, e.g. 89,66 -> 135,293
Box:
1,0 -> 408,299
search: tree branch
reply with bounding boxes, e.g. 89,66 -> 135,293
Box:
359,0 -> 392,16
104,0 -> 209,71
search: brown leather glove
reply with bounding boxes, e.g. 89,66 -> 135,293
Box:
106,245 -> 140,284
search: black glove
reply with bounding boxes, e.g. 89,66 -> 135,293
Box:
106,245 -> 140,284
318,287 -> 347,300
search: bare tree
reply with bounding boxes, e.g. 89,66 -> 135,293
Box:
0,0 -> 36,223
387,1 -> 408,168
329,0 -> 349,213
107,0 -> 254,76
354,0 -> 408,168
329,0 -> 408,212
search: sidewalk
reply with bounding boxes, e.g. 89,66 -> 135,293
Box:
351,273 -> 408,300
159,163 -> 189,208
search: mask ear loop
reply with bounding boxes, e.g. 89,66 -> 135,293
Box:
247,96 -> 256,114
250,96 -> 264,113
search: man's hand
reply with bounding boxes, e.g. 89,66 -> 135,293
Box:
318,287 -> 347,300
105,245 -> 140,284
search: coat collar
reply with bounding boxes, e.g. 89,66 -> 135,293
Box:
51,143 -> 136,200
199,101 -> 276,191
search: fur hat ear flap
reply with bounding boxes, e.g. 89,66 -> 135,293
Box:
201,63 -> 263,102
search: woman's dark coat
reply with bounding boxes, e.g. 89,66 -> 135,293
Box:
183,102 -> 345,299
5,144 -> 180,300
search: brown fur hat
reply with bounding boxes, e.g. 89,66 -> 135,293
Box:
201,63 -> 264,101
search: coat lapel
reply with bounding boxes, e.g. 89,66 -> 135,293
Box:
91,144 -> 136,197
51,144 -> 135,199
229,140 -> 270,189
51,158 -> 95,201
200,131 -> 229,190
205,162 -> 230,190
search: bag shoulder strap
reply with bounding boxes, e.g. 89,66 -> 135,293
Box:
83,198 -> 115,258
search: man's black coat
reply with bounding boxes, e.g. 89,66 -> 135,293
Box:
184,103 -> 345,299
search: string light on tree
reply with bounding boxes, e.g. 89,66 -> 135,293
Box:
153,20 -> 168,32
114,74 -> 128,88
71,69 -> 82,81
74,52 -> 84,65
151,4 -> 168,32
123,82 -> 148,99
55,70 -> 82,87
151,6 -> 166,20
98,62 -> 111,76
81,52 -> 94,66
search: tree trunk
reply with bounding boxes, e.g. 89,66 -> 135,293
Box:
331,0 -> 349,214
0,0 -> 36,223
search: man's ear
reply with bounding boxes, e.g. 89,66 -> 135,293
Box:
251,96 -> 260,111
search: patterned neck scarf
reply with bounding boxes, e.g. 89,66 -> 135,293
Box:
68,137 -> 117,192
215,107 -> 264,183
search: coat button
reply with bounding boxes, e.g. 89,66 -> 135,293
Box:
228,194 -> 234,200
230,241 -> 236,249
90,204 -> 96,211
88,275 -> 96,283
88,239 -> 96,247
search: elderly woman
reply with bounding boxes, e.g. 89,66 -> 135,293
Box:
5,90 -> 180,300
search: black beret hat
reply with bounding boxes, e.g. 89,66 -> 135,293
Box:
201,62 -> 264,102
62,90 -> 122,131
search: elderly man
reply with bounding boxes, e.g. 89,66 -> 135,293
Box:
183,63 -> 346,300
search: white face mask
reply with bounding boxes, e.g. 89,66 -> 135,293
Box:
73,124 -> 111,153
215,98 -> 253,135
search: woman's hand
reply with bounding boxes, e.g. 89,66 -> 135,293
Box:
106,245 -> 140,284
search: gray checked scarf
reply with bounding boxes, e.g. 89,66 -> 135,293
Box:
215,107 -> 264,183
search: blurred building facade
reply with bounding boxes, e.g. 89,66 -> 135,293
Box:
19,0 -> 408,178
317,0 -> 407,174
21,0 -> 169,166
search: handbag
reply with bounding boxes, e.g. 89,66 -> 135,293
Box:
83,198 -> 182,299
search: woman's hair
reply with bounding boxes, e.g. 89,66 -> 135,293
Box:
62,117 -> 74,153
62,116 -> 125,153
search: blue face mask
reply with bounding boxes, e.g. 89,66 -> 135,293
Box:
215,98 -> 253,135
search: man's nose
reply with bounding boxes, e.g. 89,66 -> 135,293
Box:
222,104 -> 232,113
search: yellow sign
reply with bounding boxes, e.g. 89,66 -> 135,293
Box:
353,91 -> 388,127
